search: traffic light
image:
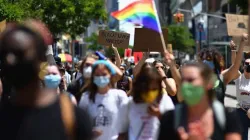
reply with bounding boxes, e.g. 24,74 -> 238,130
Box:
174,12 -> 184,23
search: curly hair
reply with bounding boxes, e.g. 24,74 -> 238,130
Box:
198,47 -> 225,74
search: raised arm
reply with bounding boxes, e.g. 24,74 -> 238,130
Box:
163,51 -> 182,101
230,40 -> 237,65
221,40 -> 237,75
112,44 -> 121,67
133,52 -> 149,77
223,34 -> 248,85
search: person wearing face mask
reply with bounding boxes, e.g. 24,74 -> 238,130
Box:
158,62 -> 242,140
197,47 -> 226,104
42,65 -> 77,105
222,34 -> 250,140
120,64 -> 174,140
79,60 -> 129,140
0,23 -> 93,140
67,54 -> 98,103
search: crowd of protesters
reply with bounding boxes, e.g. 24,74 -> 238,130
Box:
0,21 -> 248,140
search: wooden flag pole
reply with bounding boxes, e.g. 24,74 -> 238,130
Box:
152,0 -> 168,53
248,0 -> 250,44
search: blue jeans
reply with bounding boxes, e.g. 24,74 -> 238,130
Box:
237,108 -> 250,140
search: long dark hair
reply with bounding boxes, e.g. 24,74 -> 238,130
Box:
88,64 -> 114,103
132,65 -> 162,103
198,47 -> 224,75
181,62 -> 215,102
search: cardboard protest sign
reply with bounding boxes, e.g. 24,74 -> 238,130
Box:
98,30 -> 130,48
0,20 -> 6,33
232,36 -> 250,52
133,28 -> 168,52
226,14 -> 248,36
167,44 -> 173,54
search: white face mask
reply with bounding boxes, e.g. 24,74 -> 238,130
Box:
83,66 -> 92,78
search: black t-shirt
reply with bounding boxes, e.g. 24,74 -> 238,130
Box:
214,78 -> 226,104
117,76 -> 130,92
67,77 -> 85,102
0,98 -> 93,140
158,107 -> 242,140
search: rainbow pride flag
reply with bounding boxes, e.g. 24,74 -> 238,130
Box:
111,0 -> 161,33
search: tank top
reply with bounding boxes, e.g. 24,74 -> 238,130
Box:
117,76 -> 130,92
235,74 -> 250,107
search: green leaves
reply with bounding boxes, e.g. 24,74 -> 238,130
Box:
0,0 -> 107,37
166,25 -> 195,53
229,0 -> 248,14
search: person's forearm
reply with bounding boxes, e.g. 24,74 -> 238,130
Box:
133,57 -> 147,77
162,78 -> 176,96
233,42 -> 244,68
169,65 -> 181,87
231,50 -> 236,65
169,65 -> 182,102
113,48 -> 121,67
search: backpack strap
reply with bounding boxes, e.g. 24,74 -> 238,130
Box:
212,100 -> 226,131
60,93 -> 76,140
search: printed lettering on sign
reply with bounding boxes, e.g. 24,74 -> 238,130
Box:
98,30 -> 130,48
226,14 -> 248,36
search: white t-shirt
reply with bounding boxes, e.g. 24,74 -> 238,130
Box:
235,74 -> 250,106
121,94 -> 175,140
79,89 -> 129,140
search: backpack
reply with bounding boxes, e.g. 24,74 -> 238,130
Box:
174,100 -> 226,132
59,93 -> 76,140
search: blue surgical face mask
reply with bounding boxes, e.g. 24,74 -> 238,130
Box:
203,60 -> 215,70
44,74 -> 61,89
93,76 -> 110,88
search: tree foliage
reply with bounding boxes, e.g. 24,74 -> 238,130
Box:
0,0 -> 107,37
85,33 -> 102,51
166,25 -> 195,53
230,0 -> 247,14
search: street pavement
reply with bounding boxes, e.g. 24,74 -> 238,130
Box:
225,84 -> 238,108
224,84 -> 250,139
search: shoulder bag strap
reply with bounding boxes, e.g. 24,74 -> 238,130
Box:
60,93 -> 76,140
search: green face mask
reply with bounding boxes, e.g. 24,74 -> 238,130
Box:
181,83 -> 205,106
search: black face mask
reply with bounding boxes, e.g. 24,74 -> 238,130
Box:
2,58 -> 38,89
245,65 -> 250,73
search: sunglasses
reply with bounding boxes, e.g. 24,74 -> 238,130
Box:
245,62 -> 250,66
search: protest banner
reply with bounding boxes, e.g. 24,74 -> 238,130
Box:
0,20 -> 6,33
232,36 -> 250,52
124,48 -> 132,58
98,30 -> 130,48
226,14 -> 248,36
133,28 -> 168,52
226,14 -> 250,52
